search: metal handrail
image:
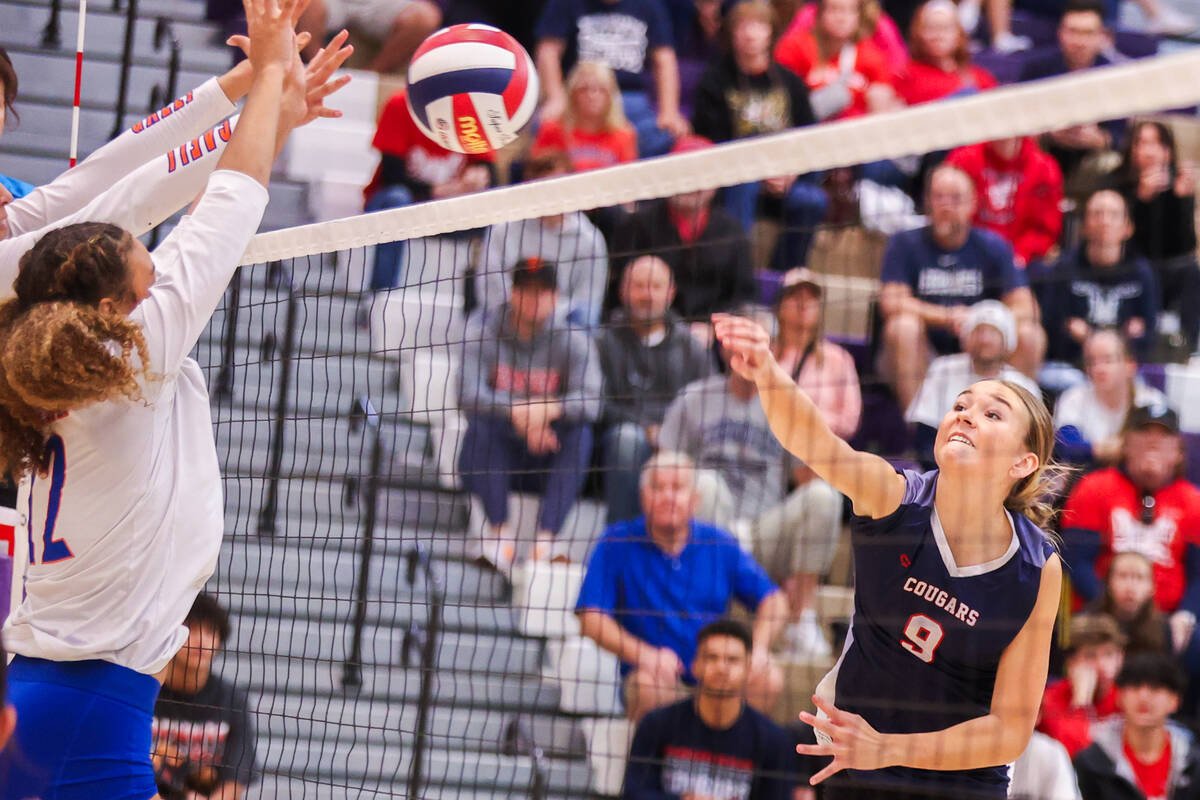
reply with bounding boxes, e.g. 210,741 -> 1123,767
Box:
402,544 -> 443,800
257,261 -> 297,536
41,0 -> 63,48
341,394 -> 383,690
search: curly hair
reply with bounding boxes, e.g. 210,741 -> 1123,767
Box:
0,222 -> 151,476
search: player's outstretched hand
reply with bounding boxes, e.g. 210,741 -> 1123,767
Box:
301,30 -> 354,124
796,695 -> 892,785
712,312 -> 776,385
242,0 -> 304,72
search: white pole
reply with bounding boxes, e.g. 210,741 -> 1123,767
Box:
68,0 -> 87,167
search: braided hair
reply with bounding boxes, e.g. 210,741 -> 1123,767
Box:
0,222 -> 152,476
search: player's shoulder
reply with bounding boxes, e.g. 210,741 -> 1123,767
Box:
1010,511 -> 1056,569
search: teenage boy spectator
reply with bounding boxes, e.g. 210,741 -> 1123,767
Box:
905,300 -> 1040,466
534,0 -> 690,158
1040,190 -> 1159,365
477,150 -> 608,331
1039,613 -> 1127,759
623,619 -> 796,799
152,594 -> 257,800
691,0 -> 823,266
946,137 -> 1064,268
1061,405 -> 1200,628
458,258 -> 602,574
606,135 -> 756,331
879,163 -> 1043,409
363,87 -> 494,292
576,452 -> 787,721
596,255 -> 714,524
1053,328 -> 1166,468
1018,1 -> 1121,182
660,314 -> 844,658
1073,653 -> 1200,800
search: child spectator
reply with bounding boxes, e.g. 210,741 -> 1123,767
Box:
691,0 -> 822,266
1073,653 -> 1199,800
1114,120 -> 1200,353
946,137 -> 1064,267
534,0 -> 690,157
1086,552 -> 1174,659
477,150 -> 608,330
458,259 -> 602,573
363,87 -> 494,291
531,61 -> 638,172
1039,614 -> 1127,759
1040,190 -> 1159,365
774,0 -> 898,121
899,0 -> 997,107
1053,328 -> 1167,468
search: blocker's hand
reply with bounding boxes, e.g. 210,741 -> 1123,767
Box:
796,695 -> 892,785
712,312 -> 776,384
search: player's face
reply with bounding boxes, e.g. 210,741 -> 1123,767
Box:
934,381 -> 1036,480
641,464 -> 697,533
121,238 -> 157,313
1107,553 -> 1155,619
692,635 -> 749,697
1118,683 -> 1179,730
1123,426 -> 1183,493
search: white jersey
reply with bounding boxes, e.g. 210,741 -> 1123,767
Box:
905,353 -> 1041,428
0,78 -> 237,300
1053,379 -> 1166,446
3,170 -> 269,675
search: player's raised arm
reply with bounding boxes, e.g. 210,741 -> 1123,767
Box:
713,313 -> 906,519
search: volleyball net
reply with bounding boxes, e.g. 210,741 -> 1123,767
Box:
198,50 -> 1200,798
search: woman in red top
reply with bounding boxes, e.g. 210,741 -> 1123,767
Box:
531,61 -> 637,173
774,0 -> 898,120
900,0 -> 997,107
782,0 -> 908,76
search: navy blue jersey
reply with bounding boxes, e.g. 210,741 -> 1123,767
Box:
818,470 -> 1055,797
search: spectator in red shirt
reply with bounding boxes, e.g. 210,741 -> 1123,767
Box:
363,88 -> 494,291
1039,613 -> 1126,759
1073,652 -> 1200,800
1062,404 -> 1200,620
774,0 -> 898,121
782,0 -> 909,76
946,136 -> 1064,267
531,60 -> 637,172
899,0 -> 997,107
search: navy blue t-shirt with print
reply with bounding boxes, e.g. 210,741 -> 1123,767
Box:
624,699 -> 795,800
881,227 -> 1027,354
813,470 -> 1055,798
535,0 -> 674,93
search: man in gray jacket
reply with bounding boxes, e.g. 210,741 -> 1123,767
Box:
458,257 -> 602,573
595,255 -> 713,523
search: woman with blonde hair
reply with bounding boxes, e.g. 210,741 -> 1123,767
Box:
715,311 -> 1063,798
781,0 -> 908,75
532,61 -> 637,172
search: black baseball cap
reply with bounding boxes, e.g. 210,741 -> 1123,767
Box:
511,257 -> 557,290
1123,404 -> 1180,435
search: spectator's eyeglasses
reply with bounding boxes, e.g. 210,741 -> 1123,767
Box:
1141,493 -> 1156,525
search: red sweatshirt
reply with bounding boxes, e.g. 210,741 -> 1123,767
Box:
946,138 -> 1063,266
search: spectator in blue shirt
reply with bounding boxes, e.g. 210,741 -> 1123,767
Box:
576,451 -> 788,721
623,619 -> 796,800
879,163 -> 1044,410
535,0 -> 691,157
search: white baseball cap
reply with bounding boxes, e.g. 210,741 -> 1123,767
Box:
961,300 -> 1016,353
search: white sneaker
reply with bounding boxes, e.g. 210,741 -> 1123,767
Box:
784,613 -> 833,661
992,31 -> 1032,54
1146,5 -> 1198,36
467,537 -> 516,578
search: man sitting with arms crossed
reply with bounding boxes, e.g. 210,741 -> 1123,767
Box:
576,452 -> 788,722
623,619 -> 796,799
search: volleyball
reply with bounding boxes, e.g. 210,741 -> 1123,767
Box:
405,24 -> 539,155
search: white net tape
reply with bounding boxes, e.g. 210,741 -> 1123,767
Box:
241,48 -> 1200,265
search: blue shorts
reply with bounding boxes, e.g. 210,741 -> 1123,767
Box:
2,656 -> 161,800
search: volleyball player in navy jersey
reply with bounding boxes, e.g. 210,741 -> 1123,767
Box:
713,313 -> 1063,799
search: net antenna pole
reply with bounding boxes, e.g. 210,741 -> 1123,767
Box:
68,0 -> 87,167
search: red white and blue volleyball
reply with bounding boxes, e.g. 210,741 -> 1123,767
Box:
405,24 -> 539,155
